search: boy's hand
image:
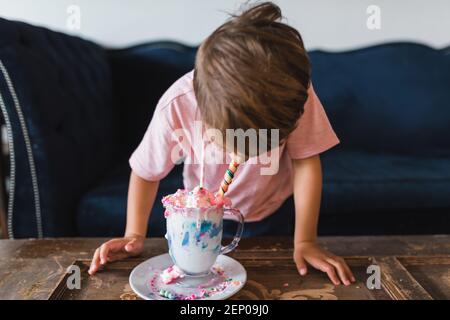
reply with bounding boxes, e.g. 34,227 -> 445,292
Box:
294,241 -> 355,286
88,234 -> 145,275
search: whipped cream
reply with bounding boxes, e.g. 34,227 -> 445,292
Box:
162,186 -> 231,209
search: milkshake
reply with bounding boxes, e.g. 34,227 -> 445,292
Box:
162,186 -> 243,276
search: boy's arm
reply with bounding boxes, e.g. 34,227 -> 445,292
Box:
293,155 -> 322,244
292,155 -> 355,285
89,172 -> 159,275
125,172 -> 159,238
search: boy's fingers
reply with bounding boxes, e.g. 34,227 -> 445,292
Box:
105,239 -> 128,252
341,259 -> 356,282
90,238 -> 142,276
88,248 -> 101,275
106,251 -> 129,262
319,261 -> 340,285
331,256 -> 355,283
99,239 -> 129,264
126,238 -> 144,255
125,239 -> 137,253
99,244 -> 110,265
327,258 -> 350,286
294,256 -> 308,276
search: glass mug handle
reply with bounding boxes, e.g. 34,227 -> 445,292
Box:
220,208 -> 244,255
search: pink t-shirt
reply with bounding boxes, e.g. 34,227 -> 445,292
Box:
129,71 -> 339,222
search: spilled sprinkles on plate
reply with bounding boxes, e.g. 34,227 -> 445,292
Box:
151,263 -> 242,300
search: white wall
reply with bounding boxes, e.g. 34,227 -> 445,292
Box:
0,0 -> 449,50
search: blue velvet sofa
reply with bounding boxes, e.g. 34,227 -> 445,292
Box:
0,17 -> 449,238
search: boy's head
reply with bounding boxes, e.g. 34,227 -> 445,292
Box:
194,2 -> 311,157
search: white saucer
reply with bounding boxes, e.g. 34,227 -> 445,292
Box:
129,253 -> 246,300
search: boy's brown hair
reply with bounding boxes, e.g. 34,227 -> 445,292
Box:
194,2 -> 311,156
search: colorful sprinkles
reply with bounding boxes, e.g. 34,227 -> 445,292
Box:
152,264 -> 242,300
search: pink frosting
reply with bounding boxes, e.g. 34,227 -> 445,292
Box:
162,186 -> 231,209
160,265 -> 184,284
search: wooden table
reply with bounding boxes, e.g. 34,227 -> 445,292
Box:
0,236 -> 448,300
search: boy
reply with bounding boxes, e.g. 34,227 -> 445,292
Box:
89,2 -> 355,286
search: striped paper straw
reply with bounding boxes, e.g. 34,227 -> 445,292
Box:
217,159 -> 240,196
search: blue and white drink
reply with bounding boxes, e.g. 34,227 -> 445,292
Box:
162,186 -> 244,276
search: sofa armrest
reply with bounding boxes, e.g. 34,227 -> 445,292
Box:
0,18 -> 116,238
0,123 -> 8,238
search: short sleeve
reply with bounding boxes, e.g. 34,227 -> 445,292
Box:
129,104 -> 179,181
286,84 -> 340,159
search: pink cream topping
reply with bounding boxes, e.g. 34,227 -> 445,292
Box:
162,186 -> 231,209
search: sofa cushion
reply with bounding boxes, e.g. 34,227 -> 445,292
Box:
76,164 -> 183,237
77,149 -> 450,237
320,150 -> 450,234
310,43 -> 450,154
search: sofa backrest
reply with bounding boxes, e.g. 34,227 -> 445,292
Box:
113,42 -> 450,156
0,18 -> 115,237
107,42 -> 196,161
310,43 -> 450,154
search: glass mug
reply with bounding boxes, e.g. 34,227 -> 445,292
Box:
164,204 -> 244,276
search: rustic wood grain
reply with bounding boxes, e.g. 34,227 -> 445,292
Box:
0,236 -> 449,300
397,256 -> 450,300
48,257 -> 393,300
374,256 -> 433,300
230,256 -> 392,300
